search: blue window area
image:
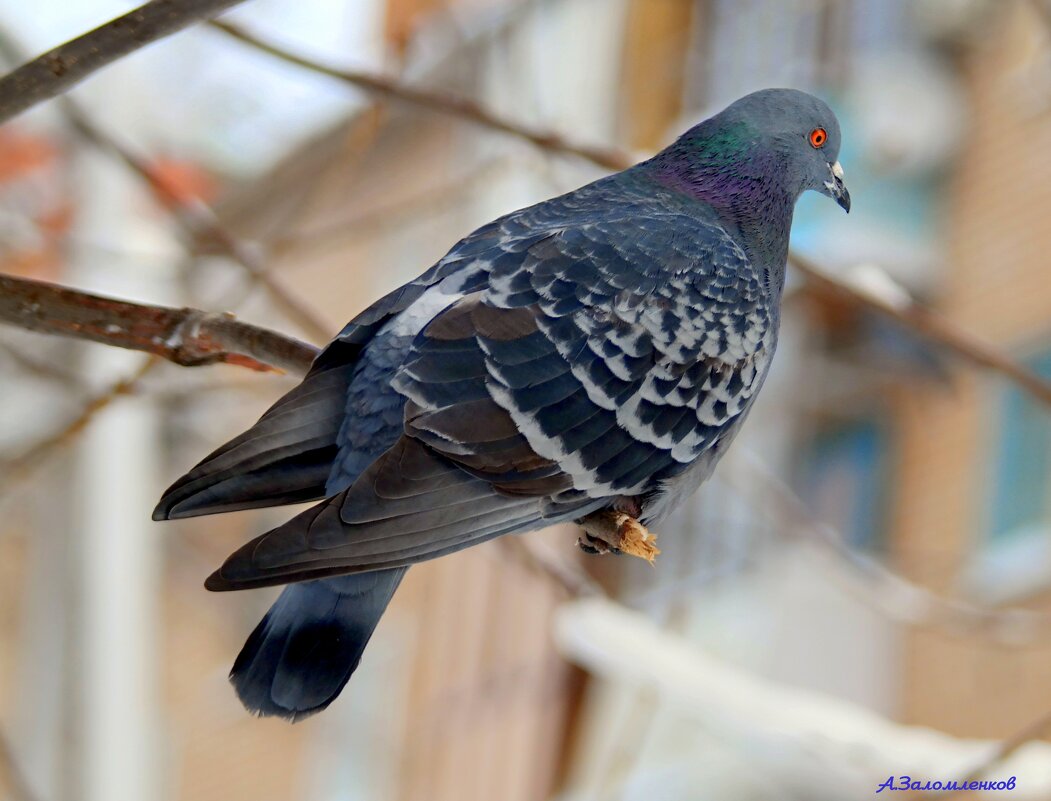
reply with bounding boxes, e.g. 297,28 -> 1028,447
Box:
800,418 -> 889,551
989,348 -> 1051,543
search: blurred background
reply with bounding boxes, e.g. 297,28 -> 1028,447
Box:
2,0 -> 1051,799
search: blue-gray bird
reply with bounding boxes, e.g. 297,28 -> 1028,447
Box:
154,88 -> 849,719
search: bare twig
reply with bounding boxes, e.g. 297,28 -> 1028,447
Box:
500,536 -> 605,599
0,278 -> 317,494
0,273 -> 318,374
267,157 -> 509,260
0,341 -> 83,388
60,102 -> 333,343
0,27 -> 332,345
732,451 -> 1051,644
792,254 -> 1051,407
1,357 -> 157,486
0,0 -> 248,124
209,21 -> 634,172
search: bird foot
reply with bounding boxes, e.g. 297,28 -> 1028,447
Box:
576,510 -> 660,565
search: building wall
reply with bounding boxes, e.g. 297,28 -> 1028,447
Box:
898,4 -> 1051,737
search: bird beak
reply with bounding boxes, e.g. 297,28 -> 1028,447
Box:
824,161 -> 850,213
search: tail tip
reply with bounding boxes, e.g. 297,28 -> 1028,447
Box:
204,570 -> 230,592
221,572 -> 405,722
229,670 -> 333,722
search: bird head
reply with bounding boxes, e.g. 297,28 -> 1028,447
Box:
655,88 -> 850,215
718,88 -> 850,213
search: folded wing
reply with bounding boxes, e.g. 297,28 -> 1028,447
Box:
200,189 -> 773,588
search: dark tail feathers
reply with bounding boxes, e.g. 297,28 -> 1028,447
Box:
229,569 -> 406,720
152,364 -> 351,521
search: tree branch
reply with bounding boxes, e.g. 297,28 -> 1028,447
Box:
500,536 -> 605,599
730,451 -> 1051,645
0,28 -> 332,345
791,254 -> 1051,407
0,273 -> 317,374
58,101 -> 333,343
0,0 -> 248,125
0,341 -> 83,388
1,357 -> 158,487
209,21 -> 633,172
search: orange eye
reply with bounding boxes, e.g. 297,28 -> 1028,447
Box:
809,127 -> 827,148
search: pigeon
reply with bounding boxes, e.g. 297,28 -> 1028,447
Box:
154,88 -> 849,720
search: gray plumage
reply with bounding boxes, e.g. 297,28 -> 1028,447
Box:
154,87 -> 848,719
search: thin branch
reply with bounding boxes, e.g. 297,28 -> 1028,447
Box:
556,598 -> 1051,800
731,451 -> 1051,644
209,21 -> 634,172
0,278 -> 316,496
0,0 -> 248,124
267,156 -> 509,260
61,102 -> 333,343
500,536 -> 605,599
0,273 -> 317,374
1,357 -> 157,487
0,26 -> 333,346
792,254 -> 1051,407
214,21 -> 1051,411
0,341 -> 83,388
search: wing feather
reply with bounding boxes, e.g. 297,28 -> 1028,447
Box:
206,437 -> 599,590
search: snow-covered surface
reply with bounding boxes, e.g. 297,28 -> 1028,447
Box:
556,597 -> 1051,801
